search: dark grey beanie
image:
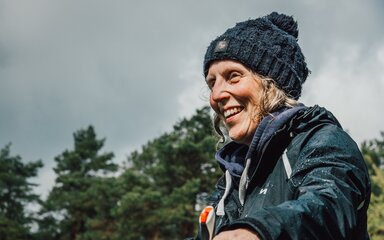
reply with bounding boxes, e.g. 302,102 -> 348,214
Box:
203,12 -> 309,100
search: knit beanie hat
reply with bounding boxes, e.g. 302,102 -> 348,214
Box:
203,12 -> 309,100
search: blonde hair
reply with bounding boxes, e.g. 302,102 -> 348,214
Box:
213,73 -> 298,143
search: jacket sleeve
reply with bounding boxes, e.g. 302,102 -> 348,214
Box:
225,125 -> 371,240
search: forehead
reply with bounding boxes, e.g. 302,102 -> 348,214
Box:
207,59 -> 249,75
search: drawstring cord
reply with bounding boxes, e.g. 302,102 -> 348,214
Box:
239,158 -> 251,206
216,157 -> 251,216
216,170 -> 232,216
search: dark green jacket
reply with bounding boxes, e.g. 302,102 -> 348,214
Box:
202,105 -> 370,240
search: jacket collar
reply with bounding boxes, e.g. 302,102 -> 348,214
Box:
215,104 -> 307,181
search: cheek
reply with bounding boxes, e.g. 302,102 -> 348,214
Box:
209,95 -> 220,113
245,89 -> 263,110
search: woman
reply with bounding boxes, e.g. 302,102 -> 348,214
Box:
195,12 -> 371,240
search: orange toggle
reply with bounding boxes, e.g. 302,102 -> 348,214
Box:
200,206 -> 213,224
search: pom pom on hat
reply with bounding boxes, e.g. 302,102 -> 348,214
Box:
203,12 -> 309,100
266,12 -> 298,38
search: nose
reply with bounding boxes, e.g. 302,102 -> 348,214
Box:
210,78 -> 229,105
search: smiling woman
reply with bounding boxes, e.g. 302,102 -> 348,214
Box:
207,60 -> 265,145
187,12 -> 371,240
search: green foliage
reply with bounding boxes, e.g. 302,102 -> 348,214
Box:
0,144 -> 43,240
3,108 -> 384,239
113,169 -> 163,239
114,106 -> 220,239
39,126 -> 119,240
362,132 -> 384,239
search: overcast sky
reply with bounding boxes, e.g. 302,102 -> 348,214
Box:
1,0 -> 383,198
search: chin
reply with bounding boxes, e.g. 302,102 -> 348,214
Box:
229,134 -> 247,145
227,123 -> 257,145
229,130 -> 253,145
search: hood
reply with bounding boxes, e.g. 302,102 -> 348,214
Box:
291,105 -> 341,134
215,105 -> 341,179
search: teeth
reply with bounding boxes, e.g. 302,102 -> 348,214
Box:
224,107 -> 242,118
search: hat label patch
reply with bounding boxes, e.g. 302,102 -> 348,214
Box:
214,40 -> 229,53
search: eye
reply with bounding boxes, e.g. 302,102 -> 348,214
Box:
206,78 -> 216,89
228,71 -> 241,81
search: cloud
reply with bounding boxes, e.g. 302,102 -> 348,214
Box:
0,0 -> 383,197
302,41 -> 384,144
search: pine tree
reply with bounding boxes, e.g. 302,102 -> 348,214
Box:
362,132 -> 384,239
114,106 -> 221,239
0,144 -> 43,240
38,126 -> 118,240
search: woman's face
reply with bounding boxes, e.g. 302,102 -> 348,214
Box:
206,60 -> 264,145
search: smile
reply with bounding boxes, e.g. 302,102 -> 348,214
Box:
224,107 -> 243,118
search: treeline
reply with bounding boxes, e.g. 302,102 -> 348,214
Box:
0,106 -> 383,240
